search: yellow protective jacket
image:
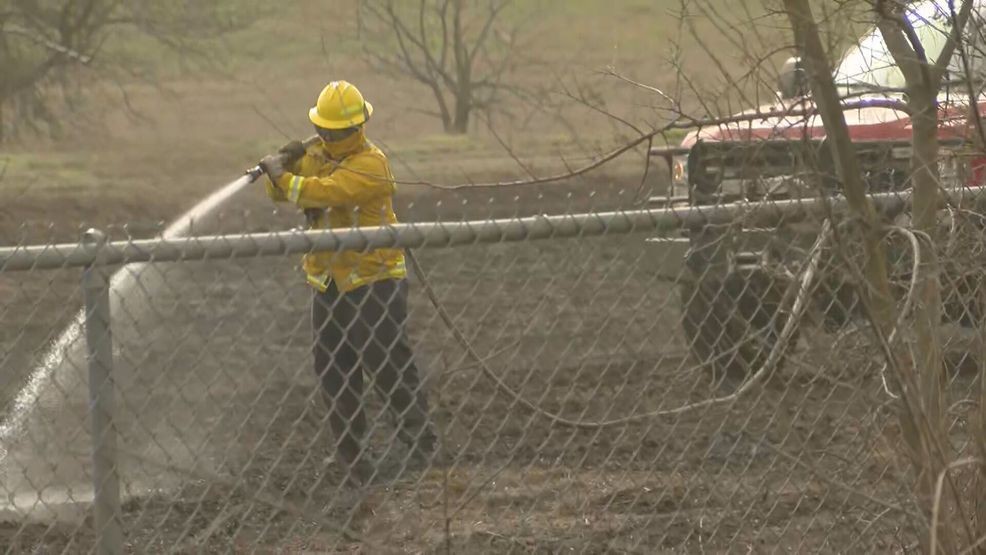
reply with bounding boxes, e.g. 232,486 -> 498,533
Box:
266,131 -> 407,293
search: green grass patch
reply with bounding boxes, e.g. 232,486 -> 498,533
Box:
658,128 -> 689,147
91,1 -> 364,82
2,152 -> 100,192
384,134 -> 489,159
217,5 -> 364,74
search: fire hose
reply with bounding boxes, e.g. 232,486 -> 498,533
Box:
250,139 -> 829,429
406,220 -> 831,429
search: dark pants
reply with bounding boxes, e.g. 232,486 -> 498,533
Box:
312,278 -> 432,464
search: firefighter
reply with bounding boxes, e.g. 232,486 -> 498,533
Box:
259,80 -> 437,487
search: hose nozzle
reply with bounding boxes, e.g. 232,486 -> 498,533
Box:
244,134 -> 320,184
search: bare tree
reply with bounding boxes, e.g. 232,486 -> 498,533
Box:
786,0 -> 985,551
622,0 -> 986,549
359,0 -> 522,134
0,0 -> 255,142
871,3 -> 975,548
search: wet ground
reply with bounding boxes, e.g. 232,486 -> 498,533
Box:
0,169 -> 936,552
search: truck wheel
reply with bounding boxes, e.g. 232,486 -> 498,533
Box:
679,271 -> 793,382
815,278 -> 861,332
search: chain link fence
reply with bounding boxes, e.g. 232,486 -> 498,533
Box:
2,168 -> 986,552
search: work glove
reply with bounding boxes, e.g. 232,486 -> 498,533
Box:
278,140 -> 307,165
260,154 -> 288,202
259,154 -> 285,182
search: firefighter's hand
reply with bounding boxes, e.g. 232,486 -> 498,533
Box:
260,154 -> 288,202
278,140 -> 306,165
259,154 -> 285,181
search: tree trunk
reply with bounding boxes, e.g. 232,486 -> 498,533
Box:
784,4 -> 947,544
909,89 -> 945,434
449,0 -> 470,135
908,87 -> 952,551
977,283 -> 986,542
782,0 -> 897,337
873,5 -> 957,545
451,86 -> 471,134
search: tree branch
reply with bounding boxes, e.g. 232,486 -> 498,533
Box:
416,0 -> 452,90
875,0 -> 934,89
947,0 -> 986,150
467,0 -> 509,66
379,0 -> 456,90
360,0 -> 523,134
934,0 -> 974,73
437,0 -> 450,71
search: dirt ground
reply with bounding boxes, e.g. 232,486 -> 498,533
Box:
0,1 -> 958,551
0,167 -> 942,553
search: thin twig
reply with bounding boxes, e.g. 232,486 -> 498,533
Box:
478,113 -> 539,180
451,460 -> 512,518
440,352 -> 453,555
104,447 -> 373,546
931,457 -> 984,555
757,437 -> 906,514
958,532 -> 986,555
556,83 -> 645,136
341,99 -> 909,191
601,67 -> 679,109
251,105 -> 292,141
830,233 -> 908,396
184,502 -> 245,549
876,226 -> 923,399
444,339 -> 522,378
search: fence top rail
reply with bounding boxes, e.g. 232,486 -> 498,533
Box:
1,187 -> 983,272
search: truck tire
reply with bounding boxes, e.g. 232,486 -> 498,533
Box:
815,277 -> 861,332
679,270 -> 793,382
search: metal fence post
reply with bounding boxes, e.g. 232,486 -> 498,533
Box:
81,228 -> 123,555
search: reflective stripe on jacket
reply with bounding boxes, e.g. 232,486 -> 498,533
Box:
266,132 -> 407,293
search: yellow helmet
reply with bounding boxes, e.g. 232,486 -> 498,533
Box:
308,80 -> 373,129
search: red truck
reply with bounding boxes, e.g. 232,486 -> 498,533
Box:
652,0 -> 986,380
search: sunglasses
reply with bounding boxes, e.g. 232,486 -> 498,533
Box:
315,126 -> 360,143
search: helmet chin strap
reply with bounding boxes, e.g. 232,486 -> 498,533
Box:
321,127 -> 366,159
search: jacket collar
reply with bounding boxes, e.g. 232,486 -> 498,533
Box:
319,128 -> 366,160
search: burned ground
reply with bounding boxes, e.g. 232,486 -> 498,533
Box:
0,1 -> 967,548
0,169 -> 939,552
